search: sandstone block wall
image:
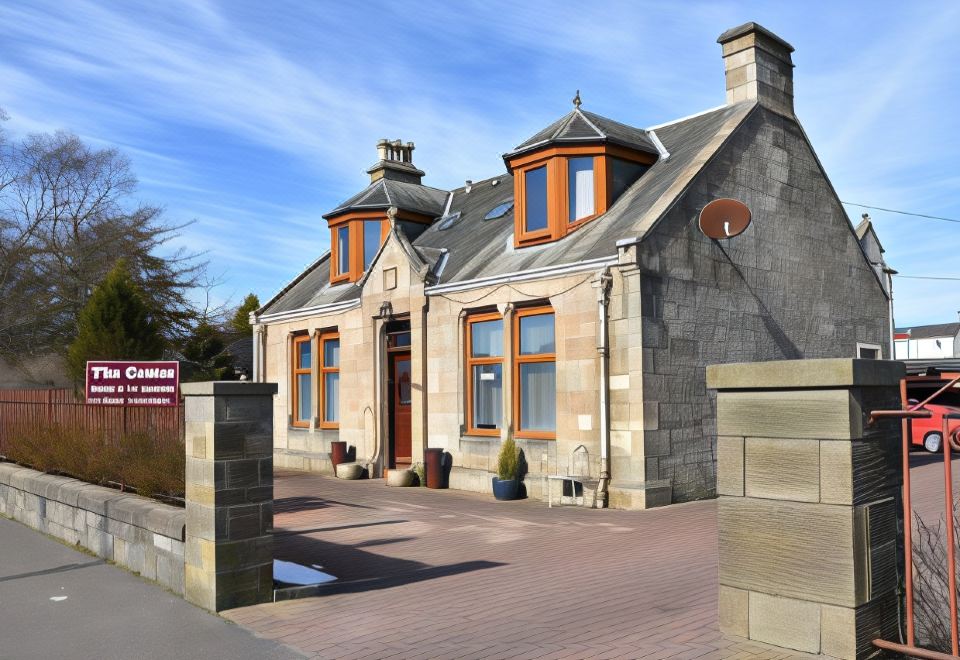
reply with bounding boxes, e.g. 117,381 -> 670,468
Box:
0,462 -> 185,595
709,358 -> 903,659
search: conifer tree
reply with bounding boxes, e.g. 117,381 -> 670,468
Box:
227,293 -> 260,336
66,261 -> 165,381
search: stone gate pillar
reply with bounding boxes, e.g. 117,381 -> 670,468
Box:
707,358 -> 904,659
181,382 -> 277,611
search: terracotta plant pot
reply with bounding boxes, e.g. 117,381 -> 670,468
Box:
330,441 -> 348,471
492,477 -> 520,501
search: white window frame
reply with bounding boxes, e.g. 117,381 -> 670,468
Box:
856,342 -> 883,359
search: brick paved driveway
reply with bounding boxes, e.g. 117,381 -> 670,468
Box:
226,471 -> 816,659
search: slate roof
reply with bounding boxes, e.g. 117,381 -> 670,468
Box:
260,102 -> 754,316
505,108 -> 660,160
324,178 -> 448,219
895,323 -> 960,339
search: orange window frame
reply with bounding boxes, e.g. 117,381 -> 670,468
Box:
319,332 -> 340,429
512,306 -> 556,440
291,334 -> 312,428
328,214 -> 390,284
509,144 -> 655,248
465,312 -> 504,437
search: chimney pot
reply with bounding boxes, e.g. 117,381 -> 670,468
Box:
717,22 -> 795,116
367,137 -> 425,184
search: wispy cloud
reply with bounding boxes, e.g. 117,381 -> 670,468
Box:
0,0 -> 957,324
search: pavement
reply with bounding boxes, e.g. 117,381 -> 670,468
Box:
0,515 -> 305,660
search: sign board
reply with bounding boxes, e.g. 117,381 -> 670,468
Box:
85,361 -> 180,406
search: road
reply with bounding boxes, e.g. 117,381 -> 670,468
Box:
0,516 -> 306,660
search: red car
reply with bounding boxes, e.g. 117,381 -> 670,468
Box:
908,401 -> 960,452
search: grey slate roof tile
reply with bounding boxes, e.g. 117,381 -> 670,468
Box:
506,108 -> 659,158
324,178 -> 448,219
262,102 -> 754,315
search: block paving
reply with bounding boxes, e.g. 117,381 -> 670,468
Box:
227,457 -> 954,658
226,470 -> 837,659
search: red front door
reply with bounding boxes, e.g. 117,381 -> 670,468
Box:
391,353 -> 412,467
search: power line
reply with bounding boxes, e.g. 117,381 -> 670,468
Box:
842,201 -> 960,225
895,274 -> 960,281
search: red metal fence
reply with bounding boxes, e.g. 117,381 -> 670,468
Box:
0,388 -> 184,453
872,373 -> 960,660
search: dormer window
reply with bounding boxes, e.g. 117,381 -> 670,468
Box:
504,103 -> 659,248
323,138 -> 447,285
330,216 -> 387,284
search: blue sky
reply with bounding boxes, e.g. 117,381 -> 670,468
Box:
0,1 -> 958,326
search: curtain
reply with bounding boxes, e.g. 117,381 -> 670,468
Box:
471,319 -> 503,357
324,339 -> 340,367
298,374 -> 311,422
520,363 -> 556,432
519,314 -> 555,355
337,226 -> 350,274
569,157 -> 594,221
473,364 -> 502,429
324,372 -> 339,422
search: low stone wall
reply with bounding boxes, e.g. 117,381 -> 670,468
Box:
0,462 -> 185,595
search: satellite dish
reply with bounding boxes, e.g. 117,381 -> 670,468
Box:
699,198 -> 752,239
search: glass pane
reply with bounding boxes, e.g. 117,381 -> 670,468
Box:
297,340 -> 311,369
611,158 -> 649,201
396,359 -> 411,405
389,331 -> 411,348
524,166 -> 548,232
363,220 -> 381,270
323,339 -> 339,368
568,157 -> 595,222
337,226 -> 350,275
297,373 -> 311,422
470,319 -> 503,357
520,362 -> 555,432
472,364 -> 502,430
324,372 -> 339,422
519,313 -> 554,355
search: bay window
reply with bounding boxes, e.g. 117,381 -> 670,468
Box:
330,217 -> 387,283
509,145 -> 654,247
292,335 -> 312,428
465,313 -> 504,436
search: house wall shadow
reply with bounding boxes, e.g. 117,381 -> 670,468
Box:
274,531 -> 504,596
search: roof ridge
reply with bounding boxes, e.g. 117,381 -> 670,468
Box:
381,179 -> 393,206
646,104 -> 731,131
574,108 -> 605,137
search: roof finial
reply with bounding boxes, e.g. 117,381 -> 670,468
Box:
572,89 -> 581,109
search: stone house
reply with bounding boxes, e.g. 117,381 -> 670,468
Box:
251,22 -> 891,507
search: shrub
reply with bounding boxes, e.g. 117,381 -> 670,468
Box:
3,424 -> 184,501
496,435 -> 519,481
412,462 -> 426,487
913,512 -> 960,653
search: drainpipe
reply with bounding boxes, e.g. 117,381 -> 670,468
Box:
883,266 -> 897,359
596,267 -> 613,509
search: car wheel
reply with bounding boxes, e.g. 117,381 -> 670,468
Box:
924,432 -> 943,453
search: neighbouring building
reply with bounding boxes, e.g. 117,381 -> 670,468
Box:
895,321 -> 960,359
251,22 -> 891,507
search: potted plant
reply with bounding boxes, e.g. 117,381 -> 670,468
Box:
492,435 -> 521,501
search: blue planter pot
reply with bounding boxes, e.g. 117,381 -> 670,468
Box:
492,477 -> 520,501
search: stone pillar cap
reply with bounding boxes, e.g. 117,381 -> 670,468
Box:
706,358 -> 905,390
180,381 -> 278,397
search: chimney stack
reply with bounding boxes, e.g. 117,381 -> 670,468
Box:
368,138 -> 424,184
717,22 -> 795,116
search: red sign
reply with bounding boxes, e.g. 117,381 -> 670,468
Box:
85,361 -> 180,406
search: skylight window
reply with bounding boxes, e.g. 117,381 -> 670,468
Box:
484,201 -> 514,221
437,211 -> 462,230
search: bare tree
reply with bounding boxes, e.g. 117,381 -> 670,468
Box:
0,119 -> 206,372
